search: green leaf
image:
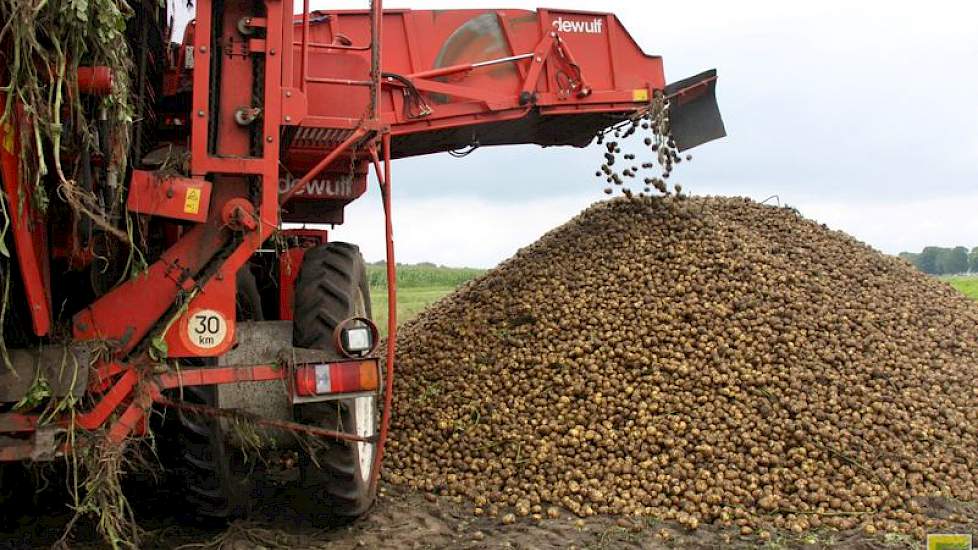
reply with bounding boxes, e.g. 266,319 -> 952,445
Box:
150,334 -> 168,361
73,0 -> 89,22
14,374 -> 52,411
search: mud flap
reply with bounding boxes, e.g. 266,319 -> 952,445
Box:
665,69 -> 726,151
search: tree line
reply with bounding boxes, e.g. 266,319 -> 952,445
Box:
899,246 -> 978,275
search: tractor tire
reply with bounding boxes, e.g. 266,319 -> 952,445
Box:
156,267 -> 263,521
161,384 -> 251,521
236,266 -> 264,321
292,242 -> 378,519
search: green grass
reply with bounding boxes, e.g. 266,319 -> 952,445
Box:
366,263 -> 484,289
945,275 -> 978,301
370,286 -> 455,336
367,263 -> 485,335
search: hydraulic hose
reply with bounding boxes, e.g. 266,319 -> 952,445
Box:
368,132 -> 395,491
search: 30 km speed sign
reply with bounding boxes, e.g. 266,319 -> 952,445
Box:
186,309 -> 228,349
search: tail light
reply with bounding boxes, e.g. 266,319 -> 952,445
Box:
294,360 -> 379,396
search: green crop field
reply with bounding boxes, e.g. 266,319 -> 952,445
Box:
366,263 -> 485,335
946,275 -> 978,301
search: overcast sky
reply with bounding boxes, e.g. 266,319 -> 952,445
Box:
176,1 -> 978,267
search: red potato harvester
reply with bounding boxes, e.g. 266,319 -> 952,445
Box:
0,0 -> 724,519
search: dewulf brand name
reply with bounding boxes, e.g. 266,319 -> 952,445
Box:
278,175 -> 355,198
552,16 -> 604,34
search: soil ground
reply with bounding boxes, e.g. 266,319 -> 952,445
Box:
1,478 -> 974,550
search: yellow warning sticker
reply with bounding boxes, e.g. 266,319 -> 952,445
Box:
184,187 -> 202,214
633,89 -> 649,102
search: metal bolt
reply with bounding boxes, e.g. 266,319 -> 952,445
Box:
285,90 -> 292,97
197,110 -> 205,117
216,272 -> 224,281
269,48 -> 276,55
266,135 -> 273,142
285,115 -> 291,122
536,56 -> 543,63
200,46 -> 208,53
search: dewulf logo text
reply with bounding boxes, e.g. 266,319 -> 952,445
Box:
552,16 -> 603,34
278,175 -> 355,198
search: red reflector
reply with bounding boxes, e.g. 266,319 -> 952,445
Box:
294,361 -> 379,396
331,362 -> 360,393
294,366 -> 320,396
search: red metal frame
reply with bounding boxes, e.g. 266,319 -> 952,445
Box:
277,8 -> 663,139
277,228 -> 327,320
279,248 -> 308,320
9,0 -> 397,493
126,171 -> 213,223
76,66 -> 114,96
0,442 -> 32,461
371,131 -> 396,490
154,396 -> 374,443
0,413 -> 37,433
2,2 -> 716,506
7,4 -> 675,346
0,97 -> 52,337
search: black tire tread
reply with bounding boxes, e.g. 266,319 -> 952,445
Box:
292,242 -> 375,518
236,267 -> 264,321
166,385 -> 248,520
294,242 -> 370,349
158,264 -> 264,522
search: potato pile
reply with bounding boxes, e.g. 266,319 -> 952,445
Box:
385,196 -> 978,537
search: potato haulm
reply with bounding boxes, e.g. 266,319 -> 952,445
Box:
385,196 -> 978,537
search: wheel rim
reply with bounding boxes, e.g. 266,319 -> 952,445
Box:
353,395 -> 376,481
352,287 -> 377,483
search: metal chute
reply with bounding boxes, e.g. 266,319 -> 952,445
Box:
665,69 -> 726,151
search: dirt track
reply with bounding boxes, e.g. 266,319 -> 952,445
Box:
2,481 -> 974,549
168,486 -> 972,550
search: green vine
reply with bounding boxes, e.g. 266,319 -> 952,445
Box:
1,3 -> 143,548
0,0 -> 135,221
